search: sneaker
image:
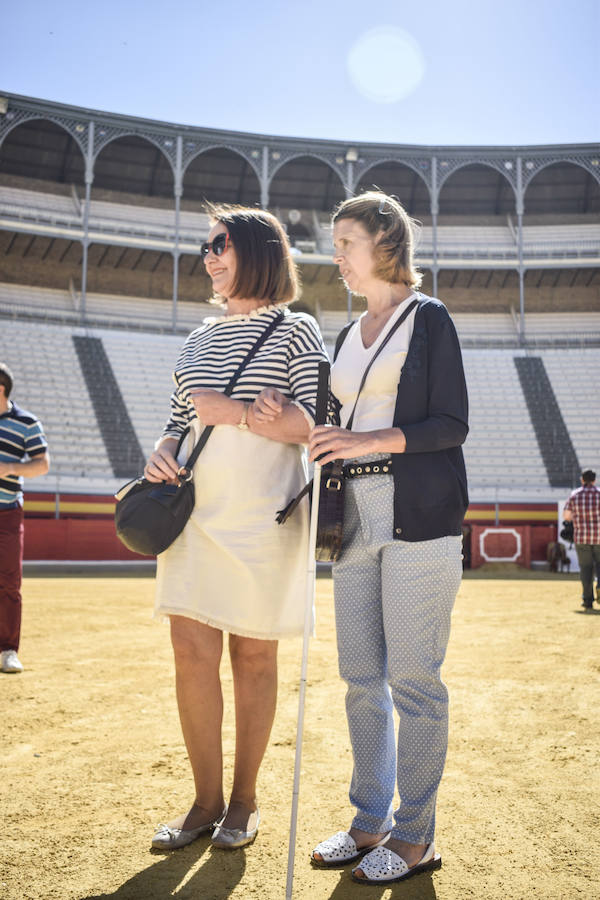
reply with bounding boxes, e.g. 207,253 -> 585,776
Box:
1,650 -> 24,673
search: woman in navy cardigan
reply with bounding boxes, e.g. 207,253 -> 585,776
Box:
309,191 -> 468,885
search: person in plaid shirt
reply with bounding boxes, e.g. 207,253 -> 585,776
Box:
563,469 -> 600,610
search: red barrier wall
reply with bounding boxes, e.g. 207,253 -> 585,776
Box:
21,493 -> 559,565
23,519 -> 152,561
530,525 -> 556,561
469,524 -> 557,568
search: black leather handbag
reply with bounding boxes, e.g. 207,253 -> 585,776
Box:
114,429 -> 197,556
115,312 -> 283,556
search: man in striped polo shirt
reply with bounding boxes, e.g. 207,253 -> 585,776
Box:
563,469 -> 600,611
0,363 -> 49,673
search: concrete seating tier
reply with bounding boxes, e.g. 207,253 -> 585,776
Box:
540,348 -> 600,471
313,212 -> 600,260
0,282 -> 217,332
0,185 -> 211,241
3,185 -> 598,260
462,349 -> 547,490
0,185 -> 80,226
0,320 -> 113,487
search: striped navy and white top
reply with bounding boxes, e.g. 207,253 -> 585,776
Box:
162,305 -> 329,440
0,401 -> 48,507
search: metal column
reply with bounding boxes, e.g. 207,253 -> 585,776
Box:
345,157 -> 354,199
261,146 -> 269,208
516,156 -> 525,344
172,135 -> 182,333
80,120 -> 94,325
431,155 -> 439,298
345,153 -> 357,320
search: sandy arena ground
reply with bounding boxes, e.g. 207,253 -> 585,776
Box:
1,570 -> 598,900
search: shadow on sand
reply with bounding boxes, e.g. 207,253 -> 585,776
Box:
82,835 -> 246,900
325,869 -> 438,900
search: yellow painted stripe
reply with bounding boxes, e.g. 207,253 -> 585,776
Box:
60,501 -> 115,514
24,500 -> 555,521
24,500 -> 115,514
465,509 -> 557,522
24,501 -> 57,513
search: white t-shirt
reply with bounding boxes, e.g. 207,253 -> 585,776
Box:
331,294 -> 417,432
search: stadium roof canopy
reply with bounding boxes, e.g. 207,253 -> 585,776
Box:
1,92 -> 599,218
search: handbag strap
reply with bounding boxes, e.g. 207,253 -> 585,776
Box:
181,311 -> 284,473
276,300 -> 418,526
345,298 -> 418,431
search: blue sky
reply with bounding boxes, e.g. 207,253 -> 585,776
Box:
1,0 -> 598,146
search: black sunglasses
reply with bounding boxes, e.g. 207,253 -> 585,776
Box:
201,232 -> 230,258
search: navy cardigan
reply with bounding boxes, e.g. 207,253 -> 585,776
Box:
334,295 -> 469,542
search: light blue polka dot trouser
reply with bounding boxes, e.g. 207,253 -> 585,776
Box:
332,463 -> 463,843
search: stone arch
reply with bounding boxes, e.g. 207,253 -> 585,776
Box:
0,117 -> 85,188
523,161 -> 600,216
355,160 -> 431,216
92,135 -> 175,201
182,146 -> 261,208
268,154 -> 346,212
437,162 -> 517,218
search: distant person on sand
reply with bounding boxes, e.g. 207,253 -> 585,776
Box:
0,362 -> 50,674
563,469 -> 600,611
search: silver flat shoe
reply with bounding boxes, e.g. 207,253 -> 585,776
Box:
211,808 -> 260,850
152,807 -> 227,850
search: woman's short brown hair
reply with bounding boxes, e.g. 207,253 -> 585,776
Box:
206,204 -> 299,305
332,191 -> 423,289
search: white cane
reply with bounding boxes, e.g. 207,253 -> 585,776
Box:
285,360 -> 330,900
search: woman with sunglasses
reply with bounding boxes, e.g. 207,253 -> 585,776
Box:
308,192 -> 468,884
145,205 -> 328,851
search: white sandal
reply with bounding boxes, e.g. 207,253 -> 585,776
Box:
311,831 -> 389,868
351,841 -> 441,884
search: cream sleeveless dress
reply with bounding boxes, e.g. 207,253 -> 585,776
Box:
153,307 -> 327,639
154,420 -> 309,639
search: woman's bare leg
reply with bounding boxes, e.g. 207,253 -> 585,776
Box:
165,616 -> 225,830
222,634 -> 278,829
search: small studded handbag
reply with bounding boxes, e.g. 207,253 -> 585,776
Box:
276,361 -> 345,562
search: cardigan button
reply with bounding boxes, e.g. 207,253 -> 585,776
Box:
395,527 -> 402,535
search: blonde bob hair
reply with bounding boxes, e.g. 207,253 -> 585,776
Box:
332,190 -> 423,289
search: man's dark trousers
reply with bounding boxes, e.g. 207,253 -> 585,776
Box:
0,506 -> 24,651
574,543 -> 600,607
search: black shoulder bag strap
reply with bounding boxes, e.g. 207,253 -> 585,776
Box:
333,322 -> 354,361
178,311 -> 284,475
344,298 -> 419,431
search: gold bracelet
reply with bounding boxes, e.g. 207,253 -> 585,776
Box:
237,402 -> 250,431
